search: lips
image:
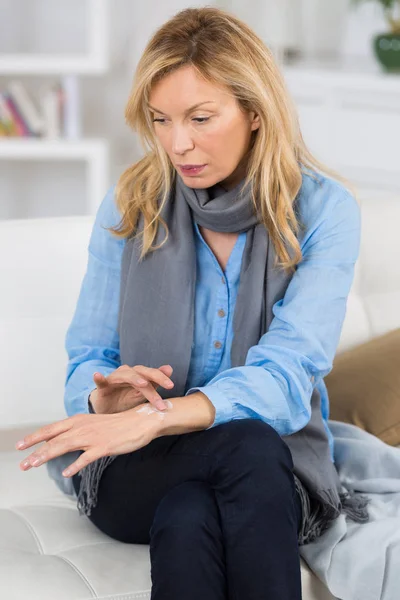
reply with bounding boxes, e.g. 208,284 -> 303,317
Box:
179,164 -> 206,175
180,164 -> 205,168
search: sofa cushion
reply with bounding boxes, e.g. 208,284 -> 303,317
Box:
325,328 -> 400,446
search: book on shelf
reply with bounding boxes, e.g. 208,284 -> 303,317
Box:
0,77 -> 80,140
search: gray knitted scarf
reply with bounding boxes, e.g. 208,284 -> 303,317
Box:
75,170 -> 370,545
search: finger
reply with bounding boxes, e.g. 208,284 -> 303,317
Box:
142,390 -> 169,411
105,367 -> 173,408
61,450 -> 103,478
159,364 -> 174,375
20,428 -> 87,471
20,443 -> 55,470
105,365 -> 174,391
103,370 -> 162,406
130,377 -> 168,410
93,372 -> 109,388
131,368 -> 173,410
15,419 -> 73,450
134,365 -> 175,392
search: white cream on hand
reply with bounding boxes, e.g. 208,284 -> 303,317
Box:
136,399 -> 173,419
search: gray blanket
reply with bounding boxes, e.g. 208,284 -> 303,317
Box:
300,420 -> 400,600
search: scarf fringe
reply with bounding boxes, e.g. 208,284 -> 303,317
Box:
294,474 -> 371,546
76,455 -> 118,517
339,488 -> 371,523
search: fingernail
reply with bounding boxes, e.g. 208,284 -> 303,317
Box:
137,378 -> 147,384
16,440 -> 26,449
156,401 -> 167,410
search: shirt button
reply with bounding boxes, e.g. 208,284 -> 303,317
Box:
214,341 -> 222,349
218,309 -> 225,318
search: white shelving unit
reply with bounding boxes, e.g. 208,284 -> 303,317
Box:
0,0 -> 110,216
0,138 -> 109,214
0,0 -> 109,75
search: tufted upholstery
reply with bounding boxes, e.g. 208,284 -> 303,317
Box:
1,194 -> 399,599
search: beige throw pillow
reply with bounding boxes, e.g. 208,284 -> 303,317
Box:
325,328 -> 400,446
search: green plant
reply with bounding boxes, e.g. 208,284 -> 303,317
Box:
351,0 -> 400,34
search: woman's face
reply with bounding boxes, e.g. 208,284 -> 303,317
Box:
148,65 -> 260,190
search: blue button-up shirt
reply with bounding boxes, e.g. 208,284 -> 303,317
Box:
64,172 -> 361,462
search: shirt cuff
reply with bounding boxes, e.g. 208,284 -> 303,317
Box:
84,387 -> 97,414
185,385 -> 234,429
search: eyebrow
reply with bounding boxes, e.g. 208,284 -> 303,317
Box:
147,101 -> 216,116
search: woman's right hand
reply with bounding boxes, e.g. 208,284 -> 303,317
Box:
88,364 -> 174,414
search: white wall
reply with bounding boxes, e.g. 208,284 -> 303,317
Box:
342,2 -> 388,61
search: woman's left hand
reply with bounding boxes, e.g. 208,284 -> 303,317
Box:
15,402 -> 164,478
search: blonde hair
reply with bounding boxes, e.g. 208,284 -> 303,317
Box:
108,6 -> 355,273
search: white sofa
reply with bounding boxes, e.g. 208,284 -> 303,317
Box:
1,193 -> 400,600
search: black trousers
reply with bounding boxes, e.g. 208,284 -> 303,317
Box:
72,419 -> 303,600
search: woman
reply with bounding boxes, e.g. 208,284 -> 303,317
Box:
17,7 -> 369,599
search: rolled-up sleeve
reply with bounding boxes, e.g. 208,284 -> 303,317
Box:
186,180 -> 361,433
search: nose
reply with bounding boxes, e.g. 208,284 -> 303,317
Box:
171,125 -> 195,155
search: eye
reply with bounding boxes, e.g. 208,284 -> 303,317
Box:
151,117 -> 210,125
